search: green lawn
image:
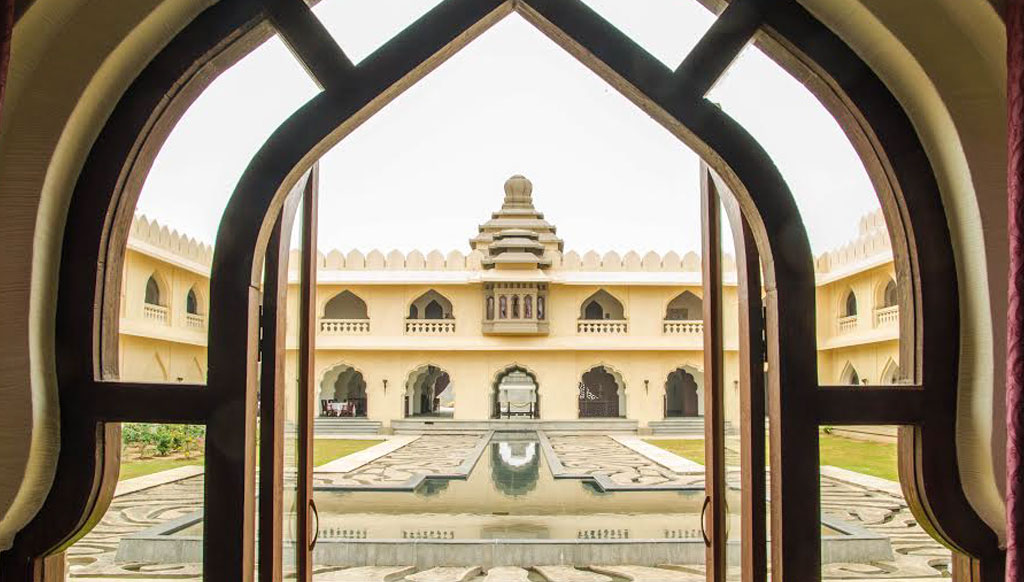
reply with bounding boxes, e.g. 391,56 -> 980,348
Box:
819,432 -> 898,481
646,431 -> 899,482
118,439 -> 382,481
313,439 -> 382,467
646,439 -> 706,466
119,456 -> 204,481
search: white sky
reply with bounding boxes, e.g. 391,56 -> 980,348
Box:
135,1 -> 880,258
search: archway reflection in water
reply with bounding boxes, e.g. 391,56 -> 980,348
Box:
311,432 -> 733,541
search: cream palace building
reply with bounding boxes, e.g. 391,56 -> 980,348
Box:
118,176 -> 901,433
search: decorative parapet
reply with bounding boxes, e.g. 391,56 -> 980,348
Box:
577,320 -> 628,334
405,320 -> 456,334
814,209 -> 892,274
306,247 -> 735,273
129,209 -> 891,278
129,215 -> 213,268
663,320 -> 703,335
874,306 -> 899,328
320,318 -> 370,334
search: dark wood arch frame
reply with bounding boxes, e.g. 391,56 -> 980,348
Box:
0,0 -> 1003,581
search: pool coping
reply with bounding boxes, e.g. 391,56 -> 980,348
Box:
118,511 -> 891,567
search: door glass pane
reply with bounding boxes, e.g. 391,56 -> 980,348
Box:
818,425 -> 951,579
707,44 -> 907,386
310,0 -> 446,65
66,424 -> 206,581
115,33 -> 318,386
580,0 -> 716,69
283,192 -> 306,578
720,203 -> 742,580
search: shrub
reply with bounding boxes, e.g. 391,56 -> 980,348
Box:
122,423 -> 205,458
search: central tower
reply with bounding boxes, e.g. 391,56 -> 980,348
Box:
472,175 -> 561,335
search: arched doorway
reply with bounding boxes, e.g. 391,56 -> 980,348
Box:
27,0 -> 997,578
405,365 -> 454,418
318,363 -> 367,417
665,367 -> 701,418
492,366 -> 538,419
578,366 -> 624,418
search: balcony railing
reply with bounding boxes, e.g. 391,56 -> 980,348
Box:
663,320 -> 703,335
577,320 -> 628,334
185,313 -> 206,329
837,315 -> 858,333
320,318 -> 370,334
874,305 -> 899,327
143,303 -> 169,325
405,319 -> 456,334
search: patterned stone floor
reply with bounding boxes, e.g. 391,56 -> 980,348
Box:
316,434 -> 485,488
66,434 -> 950,580
67,475 -> 204,579
545,435 -> 703,488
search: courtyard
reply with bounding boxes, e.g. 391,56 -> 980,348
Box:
66,431 -> 949,581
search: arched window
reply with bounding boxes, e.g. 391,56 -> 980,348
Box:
524,295 -> 533,319
324,290 -> 368,319
486,296 -> 495,320
499,296 -> 508,319
144,275 -> 162,306
408,290 -> 454,320
665,291 -> 702,320
580,289 -> 624,320
186,288 -> 200,315
882,279 -> 898,308
841,363 -> 861,386
843,290 -> 858,317
511,295 -> 520,319
537,296 -> 545,320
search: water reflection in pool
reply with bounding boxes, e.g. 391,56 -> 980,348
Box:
311,432 -> 728,541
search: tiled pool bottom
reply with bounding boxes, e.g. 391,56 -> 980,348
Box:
118,432 -> 891,568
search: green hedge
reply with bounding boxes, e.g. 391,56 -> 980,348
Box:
122,423 -> 205,458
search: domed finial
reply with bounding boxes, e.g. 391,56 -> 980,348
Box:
503,175 -> 534,209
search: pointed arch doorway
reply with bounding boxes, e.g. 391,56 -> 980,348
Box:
665,367 -> 702,418
25,0 -> 996,580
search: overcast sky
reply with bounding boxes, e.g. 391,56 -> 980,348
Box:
135,1 -> 880,258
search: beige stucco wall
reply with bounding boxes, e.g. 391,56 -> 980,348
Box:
0,0 -> 1005,553
120,230 -> 898,430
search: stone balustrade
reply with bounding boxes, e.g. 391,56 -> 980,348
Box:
185,313 -> 205,329
143,304 -> 169,324
320,318 -> 371,334
663,320 -> 703,335
405,320 -> 456,334
577,320 -> 628,334
837,315 -> 858,333
874,306 -> 899,327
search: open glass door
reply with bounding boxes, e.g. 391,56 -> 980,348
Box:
702,163 -> 768,582
260,167 -> 319,581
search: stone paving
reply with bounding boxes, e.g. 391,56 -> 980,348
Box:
544,435 -> 703,488
67,475 -> 203,579
316,434 -> 485,488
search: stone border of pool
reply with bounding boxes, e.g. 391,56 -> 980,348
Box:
537,432 -> 703,492
117,511 -> 891,567
315,432 -> 493,492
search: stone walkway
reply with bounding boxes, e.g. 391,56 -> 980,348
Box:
543,434 -> 703,488
316,434 -> 486,489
